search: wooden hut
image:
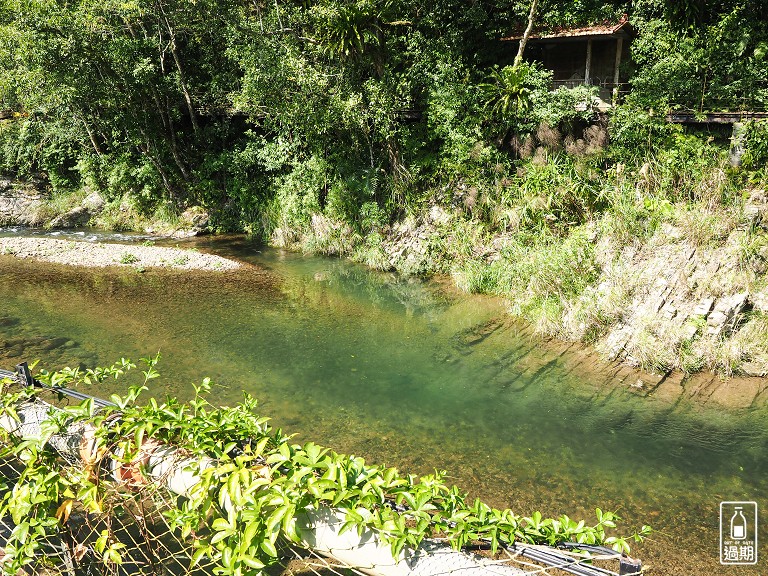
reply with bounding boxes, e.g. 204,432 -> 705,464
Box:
502,15 -> 634,103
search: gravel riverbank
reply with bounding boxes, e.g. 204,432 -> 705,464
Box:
0,237 -> 241,271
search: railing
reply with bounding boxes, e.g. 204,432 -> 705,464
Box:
551,80 -> 631,104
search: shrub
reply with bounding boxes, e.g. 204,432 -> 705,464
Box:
741,120 -> 768,171
119,252 -> 140,264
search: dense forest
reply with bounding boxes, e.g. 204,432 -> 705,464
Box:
1,0 -> 768,374
1,0 -> 766,226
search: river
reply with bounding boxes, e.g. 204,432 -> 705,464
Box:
0,231 -> 766,575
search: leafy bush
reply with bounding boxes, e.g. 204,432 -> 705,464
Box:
0,358 -> 650,575
628,9 -> 768,112
742,120 -> 768,170
265,156 -> 326,238
119,252 -> 140,264
607,104 -> 678,160
456,226 -> 599,336
480,61 -> 553,134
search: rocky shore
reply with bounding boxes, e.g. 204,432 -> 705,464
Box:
0,177 -> 44,226
277,194 -> 768,380
2,175 -> 766,380
0,237 -> 241,271
0,176 -> 211,237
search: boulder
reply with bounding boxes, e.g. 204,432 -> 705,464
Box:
172,206 -> 210,238
0,179 -> 45,226
706,293 -> 749,337
692,297 -> 715,318
744,189 -> 768,229
82,190 -> 105,212
752,290 -> 768,313
49,206 -> 91,228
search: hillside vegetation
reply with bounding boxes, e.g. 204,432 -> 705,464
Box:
1,0 -> 767,375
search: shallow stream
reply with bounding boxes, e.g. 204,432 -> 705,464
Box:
0,231 -> 766,574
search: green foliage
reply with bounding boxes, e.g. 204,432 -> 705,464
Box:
481,62 -> 553,133
0,0 -> 765,380
119,252 -> 140,265
0,0 -> 244,203
266,156 -> 326,238
457,226 -> 599,334
482,63 -> 542,119
0,359 -> 650,575
314,0 -> 389,62
536,85 -> 602,129
1,0 -> 764,238
629,6 -> 768,111
742,120 -> 768,170
607,105 -> 677,160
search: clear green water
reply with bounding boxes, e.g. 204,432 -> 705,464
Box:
1,233 -> 767,574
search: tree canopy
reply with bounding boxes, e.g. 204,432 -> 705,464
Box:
0,0 -> 765,232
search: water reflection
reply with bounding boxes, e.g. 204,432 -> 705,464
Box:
0,235 -> 766,574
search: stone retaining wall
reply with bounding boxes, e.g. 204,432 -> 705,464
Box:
0,177 -> 45,226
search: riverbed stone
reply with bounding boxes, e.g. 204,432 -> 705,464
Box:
0,316 -> 19,328
709,377 -> 763,408
0,237 -> 241,270
645,373 -> 680,402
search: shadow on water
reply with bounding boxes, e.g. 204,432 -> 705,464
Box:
1,233 -> 767,574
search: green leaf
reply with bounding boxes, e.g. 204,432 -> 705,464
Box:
210,529 -> 232,545
190,546 -> 210,568
242,521 -> 260,546
266,506 -> 289,533
240,556 -> 265,570
212,518 -> 232,532
260,539 -> 278,558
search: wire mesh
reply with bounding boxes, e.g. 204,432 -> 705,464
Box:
0,386 -> 639,576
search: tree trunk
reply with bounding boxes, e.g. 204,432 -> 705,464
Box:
514,0 -> 539,67
158,6 -> 200,136
164,101 -> 191,182
82,118 -> 103,157
139,130 -> 178,198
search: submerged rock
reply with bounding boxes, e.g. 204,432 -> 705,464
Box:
0,316 -> 20,328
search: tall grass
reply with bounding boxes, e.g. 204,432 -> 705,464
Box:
454,226 -> 598,337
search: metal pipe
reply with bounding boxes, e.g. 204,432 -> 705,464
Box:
0,364 -> 116,409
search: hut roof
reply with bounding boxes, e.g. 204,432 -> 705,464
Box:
502,14 -> 632,41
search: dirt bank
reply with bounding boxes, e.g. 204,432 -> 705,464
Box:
0,237 -> 241,271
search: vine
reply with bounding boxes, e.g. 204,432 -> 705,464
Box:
0,357 -> 651,575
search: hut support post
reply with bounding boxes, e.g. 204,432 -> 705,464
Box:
585,38 -> 593,85
613,37 -> 623,87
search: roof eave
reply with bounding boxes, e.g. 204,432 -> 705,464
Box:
501,19 -> 633,42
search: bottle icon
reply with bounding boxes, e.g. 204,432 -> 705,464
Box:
731,507 -> 747,540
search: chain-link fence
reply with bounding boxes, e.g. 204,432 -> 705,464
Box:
0,372 -> 641,576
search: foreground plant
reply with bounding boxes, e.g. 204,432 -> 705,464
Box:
0,357 -> 651,574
